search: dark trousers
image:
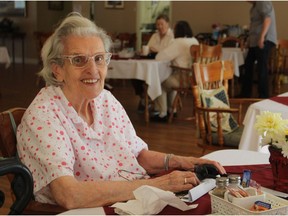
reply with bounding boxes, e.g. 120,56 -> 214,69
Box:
241,41 -> 275,98
131,79 -> 145,97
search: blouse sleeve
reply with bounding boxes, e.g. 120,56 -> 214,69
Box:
17,106 -> 75,192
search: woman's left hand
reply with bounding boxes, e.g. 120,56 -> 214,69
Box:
171,155 -> 226,175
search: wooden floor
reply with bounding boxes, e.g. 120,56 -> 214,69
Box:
0,63 -> 287,214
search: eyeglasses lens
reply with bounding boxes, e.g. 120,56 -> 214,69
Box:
66,53 -> 112,68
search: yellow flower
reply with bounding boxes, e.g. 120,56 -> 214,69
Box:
254,111 -> 288,155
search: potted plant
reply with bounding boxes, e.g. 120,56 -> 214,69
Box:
255,111 -> 288,192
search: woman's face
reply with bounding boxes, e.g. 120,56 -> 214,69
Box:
156,18 -> 169,37
52,35 -> 109,103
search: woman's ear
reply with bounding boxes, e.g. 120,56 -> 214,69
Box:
51,63 -> 64,82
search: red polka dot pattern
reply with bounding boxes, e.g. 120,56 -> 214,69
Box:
16,86 -> 148,204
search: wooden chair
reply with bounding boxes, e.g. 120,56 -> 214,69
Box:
0,108 -> 66,214
269,39 -> 288,94
195,33 -> 213,45
141,32 -> 153,46
192,60 -> 261,155
168,44 -> 222,123
0,157 -> 33,214
117,32 -> 137,50
218,36 -> 244,51
33,31 -> 52,65
33,31 -> 52,88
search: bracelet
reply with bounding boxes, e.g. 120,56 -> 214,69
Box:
164,154 -> 174,171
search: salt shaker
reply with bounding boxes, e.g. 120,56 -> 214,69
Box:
212,177 -> 229,198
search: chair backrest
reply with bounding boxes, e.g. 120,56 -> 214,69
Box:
191,44 -> 222,65
218,36 -> 244,50
268,39 -> 288,94
193,60 -> 234,93
189,44 -> 222,85
117,32 -> 137,50
0,108 -> 26,161
277,39 -> 288,74
33,32 -> 52,65
195,33 -> 213,45
141,32 -> 153,46
0,107 -> 66,214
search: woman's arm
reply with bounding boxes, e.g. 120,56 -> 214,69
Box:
50,169 -> 198,209
137,149 -> 226,175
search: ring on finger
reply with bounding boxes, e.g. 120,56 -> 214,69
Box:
184,177 -> 187,184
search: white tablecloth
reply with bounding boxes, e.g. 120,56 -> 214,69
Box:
202,149 -> 269,165
239,92 -> 288,153
107,59 -> 172,100
221,47 -> 245,77
0,46 -> 11,68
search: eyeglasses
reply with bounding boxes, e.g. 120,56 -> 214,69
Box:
118,169 -> 149,181
61,52 -> 112,68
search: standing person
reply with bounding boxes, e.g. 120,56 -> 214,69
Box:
132,14 -> 174,113
16,13 -> 225,209
240,1 -> 277,98
151,21 -> 199,122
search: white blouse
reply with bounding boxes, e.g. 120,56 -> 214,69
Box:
156,37 -> 199,68
147,28 -> 174,52
17,86 -> 148,204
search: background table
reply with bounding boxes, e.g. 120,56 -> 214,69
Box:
203,149 -> 269,165
107,59 -> 172,100
222,47 -> 245,77
107,59 -> 172,122
239,92 -> 288,153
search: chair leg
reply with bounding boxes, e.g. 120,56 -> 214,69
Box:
168,93 -> 180,123
273,73 -> 281,94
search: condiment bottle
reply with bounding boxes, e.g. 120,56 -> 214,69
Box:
228,174 -> 241,188
212,177 -> 229,198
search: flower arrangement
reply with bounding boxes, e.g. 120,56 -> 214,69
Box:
254,111 -> 288,158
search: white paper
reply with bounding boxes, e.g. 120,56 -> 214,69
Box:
111,185 -> 198,215
262,186 -> 288,198
188,178 -> 216,202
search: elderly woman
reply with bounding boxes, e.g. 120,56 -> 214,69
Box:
16,13 -> 225,209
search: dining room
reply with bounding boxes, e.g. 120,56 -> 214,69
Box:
1,1 -> 288,215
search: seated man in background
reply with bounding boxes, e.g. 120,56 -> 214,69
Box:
151,21 -> 199,122
132,14 -> 174,113
16,12 -> 225,209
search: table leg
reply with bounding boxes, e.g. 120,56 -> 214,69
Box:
21,37 -> 25,64
12,37 -> 15,64
143,84 -> 149,123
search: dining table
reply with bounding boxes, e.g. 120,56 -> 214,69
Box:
59,149 -> 278,215
221,47 -> 246,77
106,58 -> 172,123
239,92 -> 288,153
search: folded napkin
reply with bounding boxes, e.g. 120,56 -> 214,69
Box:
181,178 -> 216,203
188,178 -> 216,202
269,96 -> 288,106
111,185 -> 198,215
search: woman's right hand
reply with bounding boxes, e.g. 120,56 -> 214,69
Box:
150,170 -> 200,193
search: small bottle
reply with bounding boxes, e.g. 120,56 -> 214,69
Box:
228,174 -> 241,188
227,174 -> 248,199
212,177 -> 229,198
